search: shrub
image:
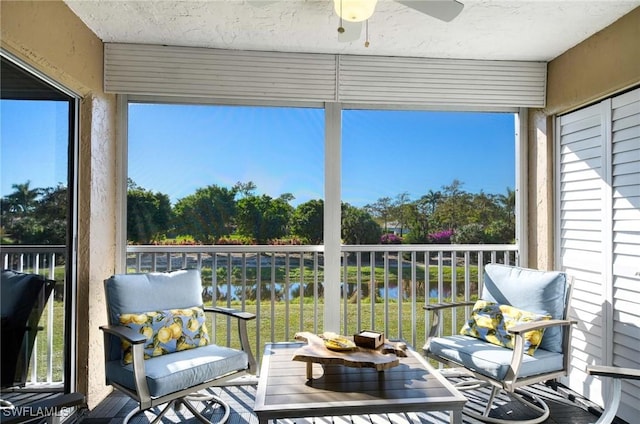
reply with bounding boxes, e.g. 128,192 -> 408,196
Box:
381,233 -> 402,244
216,236 -> 254,245
451,224 -> 485,244
429,229 -> 453,244
269,237 -> 304,245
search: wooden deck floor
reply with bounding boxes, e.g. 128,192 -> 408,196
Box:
79,378 -> 614,424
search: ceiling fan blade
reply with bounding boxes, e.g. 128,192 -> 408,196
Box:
338,21 -> 363,43
395,0 -> 464,22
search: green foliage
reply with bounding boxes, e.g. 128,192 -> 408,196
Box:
290,199 -> 324,244
236,194 -> 293,243
173,184 -> 237,243
485,220 -> 514,243
1,181 -> 67,244
451,223 -> 485,244
364,196 -> 393,232
127,182 -> 173,243
2,177 -> 515,246
341,203 -> 382,244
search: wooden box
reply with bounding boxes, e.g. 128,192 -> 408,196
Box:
354,331 -> 384,349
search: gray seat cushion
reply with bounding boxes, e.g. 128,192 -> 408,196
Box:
427,335 -> 564,381
106,343 -> 249,398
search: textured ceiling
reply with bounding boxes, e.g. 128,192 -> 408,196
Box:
64,0 -> 639,61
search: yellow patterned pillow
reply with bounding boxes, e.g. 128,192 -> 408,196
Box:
118,306 -> 209,365
460,300 -> 550,355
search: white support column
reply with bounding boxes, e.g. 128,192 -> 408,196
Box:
324,102 -> 342,333
115,94 -> 128,274
516,108 -> 528,268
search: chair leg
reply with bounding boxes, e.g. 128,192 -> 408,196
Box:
594,378 -> 621,424
182,394 -> 230,424
123,394 -> 231,424
455,379 -> 550,424
123,401 -> 176,424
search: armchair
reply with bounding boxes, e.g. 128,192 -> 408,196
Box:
101,269 -> 257,424
423,264 -> 575,424
1,269 -> 56,389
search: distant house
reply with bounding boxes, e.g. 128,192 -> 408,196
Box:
385,221 -> 408,236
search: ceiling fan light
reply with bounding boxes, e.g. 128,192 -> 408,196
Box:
334,0 -> 378,23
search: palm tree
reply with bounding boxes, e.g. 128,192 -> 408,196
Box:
5,181 -> 41,213
423,190 -> 442,215
497,187 -> 516,227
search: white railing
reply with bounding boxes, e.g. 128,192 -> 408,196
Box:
2,243 -> 518,383
127,244 -> 518,358
2,245 -> 66,386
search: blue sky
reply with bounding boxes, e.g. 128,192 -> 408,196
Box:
2,101 -> 515,208
1,100 -> 69,194
128,104 -> 515,207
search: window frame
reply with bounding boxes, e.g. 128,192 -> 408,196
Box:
116,95 -> 528,330
0,49 -> 80,393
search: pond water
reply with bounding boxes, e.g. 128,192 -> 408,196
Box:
205,282 -> 451,301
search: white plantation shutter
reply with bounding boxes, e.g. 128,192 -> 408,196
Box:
556,102 -> 607,405
610,88 -> 640,420
556,87 -> 640,422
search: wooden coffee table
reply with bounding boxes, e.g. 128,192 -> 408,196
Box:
254,342 -> 467,424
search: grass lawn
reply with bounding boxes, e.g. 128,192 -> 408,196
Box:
36,295 -> 472,382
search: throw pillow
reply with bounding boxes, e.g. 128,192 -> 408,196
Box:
119,306 -> 209,365
460,300 -> 550,355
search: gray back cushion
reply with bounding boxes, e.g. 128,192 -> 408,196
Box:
482,264 -> 568,353
104,269 -> 204,360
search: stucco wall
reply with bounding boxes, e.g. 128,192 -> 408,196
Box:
546,6 -> 640,115
526,110 -> 554,270
1,0 -> 116,409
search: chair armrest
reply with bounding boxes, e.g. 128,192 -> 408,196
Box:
508,319 -> 576,335
203,307 -> 258,374
204,306 -> 256,321
100,324 -> 146,344
502,319 -> 576,387
423,301 -> 475,341
423,301 -> 476,312
100,324 -> 151,407
587,365 -> 640,380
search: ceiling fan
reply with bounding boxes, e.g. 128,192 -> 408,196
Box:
335,0 -> 464,44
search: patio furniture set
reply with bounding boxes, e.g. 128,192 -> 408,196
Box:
2,266 -> 637,423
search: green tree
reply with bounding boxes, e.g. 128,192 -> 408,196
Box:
423,189 -> 443,215
365,196 -> 393,232
6,216 -> 43,244
233,181 -> 257,198
341,203 -> 381,244
290,199 -> 324,244
173,184 -> 237,243
127,182 -> 173,243
236,194 -> 293,243
4,180 -> 41,213
451,223 -> 485,244
432,180 -> 473,230
37,184 -> 68,244
485,220 -> 514,244
497,187 -> 516,229
1,181 -> 59,244
403,200 -> 430,243
391,192 -> 411,236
